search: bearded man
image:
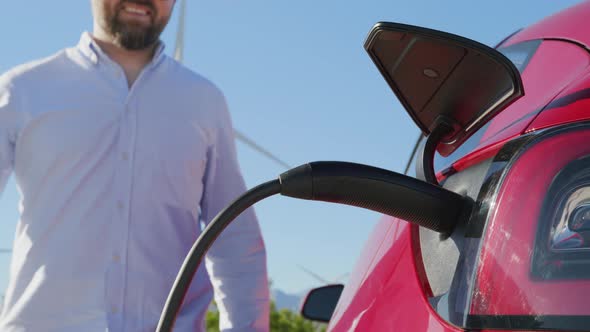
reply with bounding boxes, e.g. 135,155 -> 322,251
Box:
0,1 -> 269,331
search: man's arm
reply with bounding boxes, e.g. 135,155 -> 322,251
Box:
200,89 -> 270,332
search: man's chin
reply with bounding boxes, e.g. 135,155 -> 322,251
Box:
121,26 -> 151,38
109,16 -> 163,50
116,31 -> 157,50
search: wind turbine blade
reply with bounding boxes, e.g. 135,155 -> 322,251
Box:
333,273 -> 350,282
297,264 -> 330,284
173,0 -> 187,62
172,1 -> 290,170
234,129 -> 291,170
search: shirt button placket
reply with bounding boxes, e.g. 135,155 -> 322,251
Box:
119,97 -> 139,327
107,97 -> 135,329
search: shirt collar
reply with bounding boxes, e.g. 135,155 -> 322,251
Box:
77,31 -> 166,67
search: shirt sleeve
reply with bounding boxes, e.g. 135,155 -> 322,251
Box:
0,75 -> 20,196
200,90 -> 270,332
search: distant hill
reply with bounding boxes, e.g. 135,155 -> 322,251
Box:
271,288 -> 306,312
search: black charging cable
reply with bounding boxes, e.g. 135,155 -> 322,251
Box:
156,161 -> 471,332
156,179 -> 280,331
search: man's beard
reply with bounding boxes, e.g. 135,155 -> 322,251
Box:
106,1 -> 167,50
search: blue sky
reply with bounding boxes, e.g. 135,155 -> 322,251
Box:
0,1 -> 584,295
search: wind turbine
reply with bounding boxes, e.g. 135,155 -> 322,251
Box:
297,264 -> 349,285
173,0 -> 291,170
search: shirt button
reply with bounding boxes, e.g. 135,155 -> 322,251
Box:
117,201 -> 124,211
112,254 -> 121,263
111,306 -> 119,314
121,152 -> 129,161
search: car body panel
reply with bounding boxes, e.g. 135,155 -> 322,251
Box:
475,40 -> 590,154
526,71 -> 590,132
329,218 -> 461,331
503,1 -> 590,49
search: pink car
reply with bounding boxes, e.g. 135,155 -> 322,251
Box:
301,1 -> 590,331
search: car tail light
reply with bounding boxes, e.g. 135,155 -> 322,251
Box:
465,123 -> 590,330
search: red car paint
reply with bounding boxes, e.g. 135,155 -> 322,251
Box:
505,1 -> 590,49
526,71 -> 590,132
477,40 -> 589,145
328,1 -> 590,331
330,218 -> 460,332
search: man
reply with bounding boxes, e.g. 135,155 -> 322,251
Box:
0,0 -> 269,331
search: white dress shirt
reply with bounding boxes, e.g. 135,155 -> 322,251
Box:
0,32 -> 269,332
